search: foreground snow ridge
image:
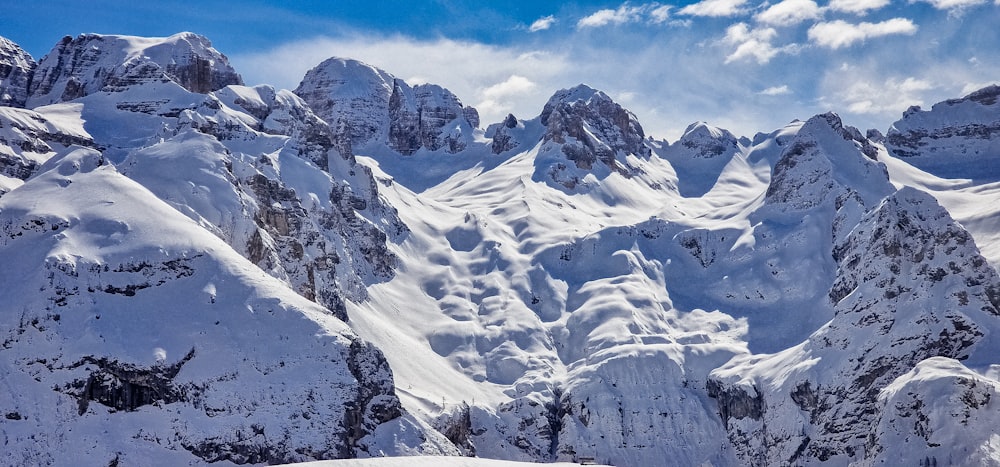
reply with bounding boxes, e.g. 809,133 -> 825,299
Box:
286,457 -> 610,467
2,31 -> 1000,467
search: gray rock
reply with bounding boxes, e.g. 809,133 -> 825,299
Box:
27,32 -> 242,107
295,57 -> 478,156
0,36 -> 35,107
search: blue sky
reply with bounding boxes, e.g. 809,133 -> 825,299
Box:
2,0 -> 999,140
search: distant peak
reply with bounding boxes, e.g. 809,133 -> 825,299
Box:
540,84 -> 615,126
679,121 -> 736,143
951,83 -> 1000,107
25,32 -> 242,106
0,35 -> 36,107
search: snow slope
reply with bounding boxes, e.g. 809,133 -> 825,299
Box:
0,147 -> 451,465
2,32 -> 1000,467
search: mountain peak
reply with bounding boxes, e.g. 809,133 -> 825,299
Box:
0,35 -> 36,107
26,32 -> 242,107
539,84 -> 608,125
537,84 -> 649,182
295,56 -> 478,156
886,83 -> 1000,179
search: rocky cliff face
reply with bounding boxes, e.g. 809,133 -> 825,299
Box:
111,82 -> 404,321
539,85 -> 650,180
0,148 -> 448,466
886,85 -> 1000,179
26,32 -> 242,107
295,57 -> 479,156
709,187 -> 1000,465
0,36 -> 35,108
863,357 -> 1000,467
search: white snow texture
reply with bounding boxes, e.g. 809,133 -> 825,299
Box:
1,32 -> 999,467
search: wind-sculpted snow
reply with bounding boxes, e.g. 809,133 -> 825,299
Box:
658,122 -> 744,197
0,35 -> 35,107
0,105 -> 94,195
0,148 -> 450,465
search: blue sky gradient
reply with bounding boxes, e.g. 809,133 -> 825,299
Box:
2,0 -> 999,140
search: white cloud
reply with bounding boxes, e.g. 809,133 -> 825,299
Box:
723,23 -> 796,64
650,5 -> 673,23
912,0 -> 987,11
827,0 -> 892,14
961,81 -> 999,95
578,5 -> 646,27
755,0 -> 822,26
576,3 -> 684,28
230,35 -> 569,128
477,75 -> 538,116
529,15 -> 557,32
808,18 -> 917,49
678,0 -> 749,17
760,85 -> 792,95
833,76 -> 932,115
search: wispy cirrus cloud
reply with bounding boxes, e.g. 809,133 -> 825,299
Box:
808,18 -> 917,49
759,85 -> 792,95
911,0 -> 990,14
577,4 -> 647,27
827,0 -> 892,14
678,0 -> 749,17
576,3 -> 677,28
823,73 -> 933,115
529,15 -> 556,32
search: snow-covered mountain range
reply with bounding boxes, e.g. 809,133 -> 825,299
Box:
2,32 -> 999,467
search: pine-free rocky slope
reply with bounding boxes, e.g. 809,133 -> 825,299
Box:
2,32 -> 999,467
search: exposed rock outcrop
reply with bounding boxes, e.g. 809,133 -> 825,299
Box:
26,32 -> 242,107
294,57 -> 479,156
489,113 -> 520,154
709,187 -> 1000,465
0,36 -> 35,107
0,106 -> 96,197
0,147 -> 440,466
886,84 -> 1000,179
540,84 -> 650,173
